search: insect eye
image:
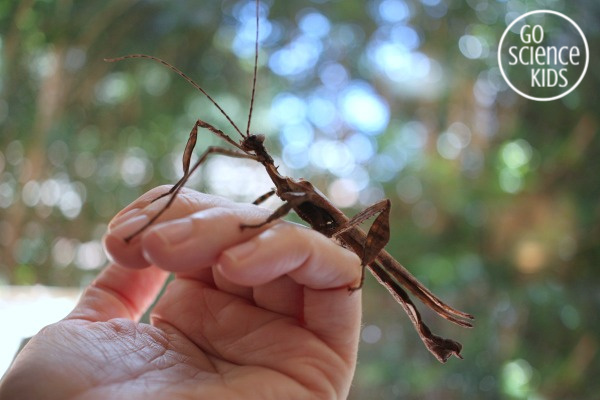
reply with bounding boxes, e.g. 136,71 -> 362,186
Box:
255,134 -> 265,143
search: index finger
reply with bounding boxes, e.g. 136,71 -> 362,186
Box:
103,186 -> 241,269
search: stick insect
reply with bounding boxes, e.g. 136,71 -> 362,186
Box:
105,0 -> 473,363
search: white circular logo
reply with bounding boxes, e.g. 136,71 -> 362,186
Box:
498,10 -> 589,102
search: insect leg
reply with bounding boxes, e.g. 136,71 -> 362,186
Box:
148,120 -> 201,204
377,251 -> 475,325
368,262 -> 464,363
241,191 -> 309,229
333,199 -> 391,290
124,146 -> 257,242
333,199 -> 390,263
182,120 -> 200,175
149,118 -> 247,204
252,189 -> 276,205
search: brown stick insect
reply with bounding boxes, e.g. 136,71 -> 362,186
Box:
105,0 -> 473,363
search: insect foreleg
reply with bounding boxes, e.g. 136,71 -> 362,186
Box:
196,119 -> 244,150
148,120 -> 201,204
124,146 -> 257,242
149,119 -> 247,205
182,120 -> 200,175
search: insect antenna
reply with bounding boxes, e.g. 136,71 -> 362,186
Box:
245,0 -> 260,137
104,54 -> 245,139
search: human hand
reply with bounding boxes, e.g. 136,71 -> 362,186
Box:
0,186 -> 362,400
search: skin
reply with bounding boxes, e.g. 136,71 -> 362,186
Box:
0,186 -> 362,400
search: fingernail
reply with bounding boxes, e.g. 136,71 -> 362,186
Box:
224,240 -> 258,263
109,208 -> 142,230
151,218 -> 193,246
110,214 -> 150,240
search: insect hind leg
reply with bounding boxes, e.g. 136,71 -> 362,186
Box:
348,264 -> 368,292
332,199 -> 391,291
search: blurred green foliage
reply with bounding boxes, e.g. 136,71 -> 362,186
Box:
1,0 -> 599,398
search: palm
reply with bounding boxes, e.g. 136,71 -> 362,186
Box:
10,273 -> 355,400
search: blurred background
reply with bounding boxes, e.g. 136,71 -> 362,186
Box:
0,0 -> 598,398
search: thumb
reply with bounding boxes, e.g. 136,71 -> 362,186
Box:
66,263 -> 168,322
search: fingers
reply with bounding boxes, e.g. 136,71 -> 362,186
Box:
252,275 -> 304,319
150,278 -> 314,371
104,185 -> 363,366
212,267 -> 254,300
103,186 -> 241,269
108,185 -> 237,230
153,221 -> 363,367
139,206 -> 273,276
216,223 -> 362,290
216,223 -> 363,360
66,263 -> 168,322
